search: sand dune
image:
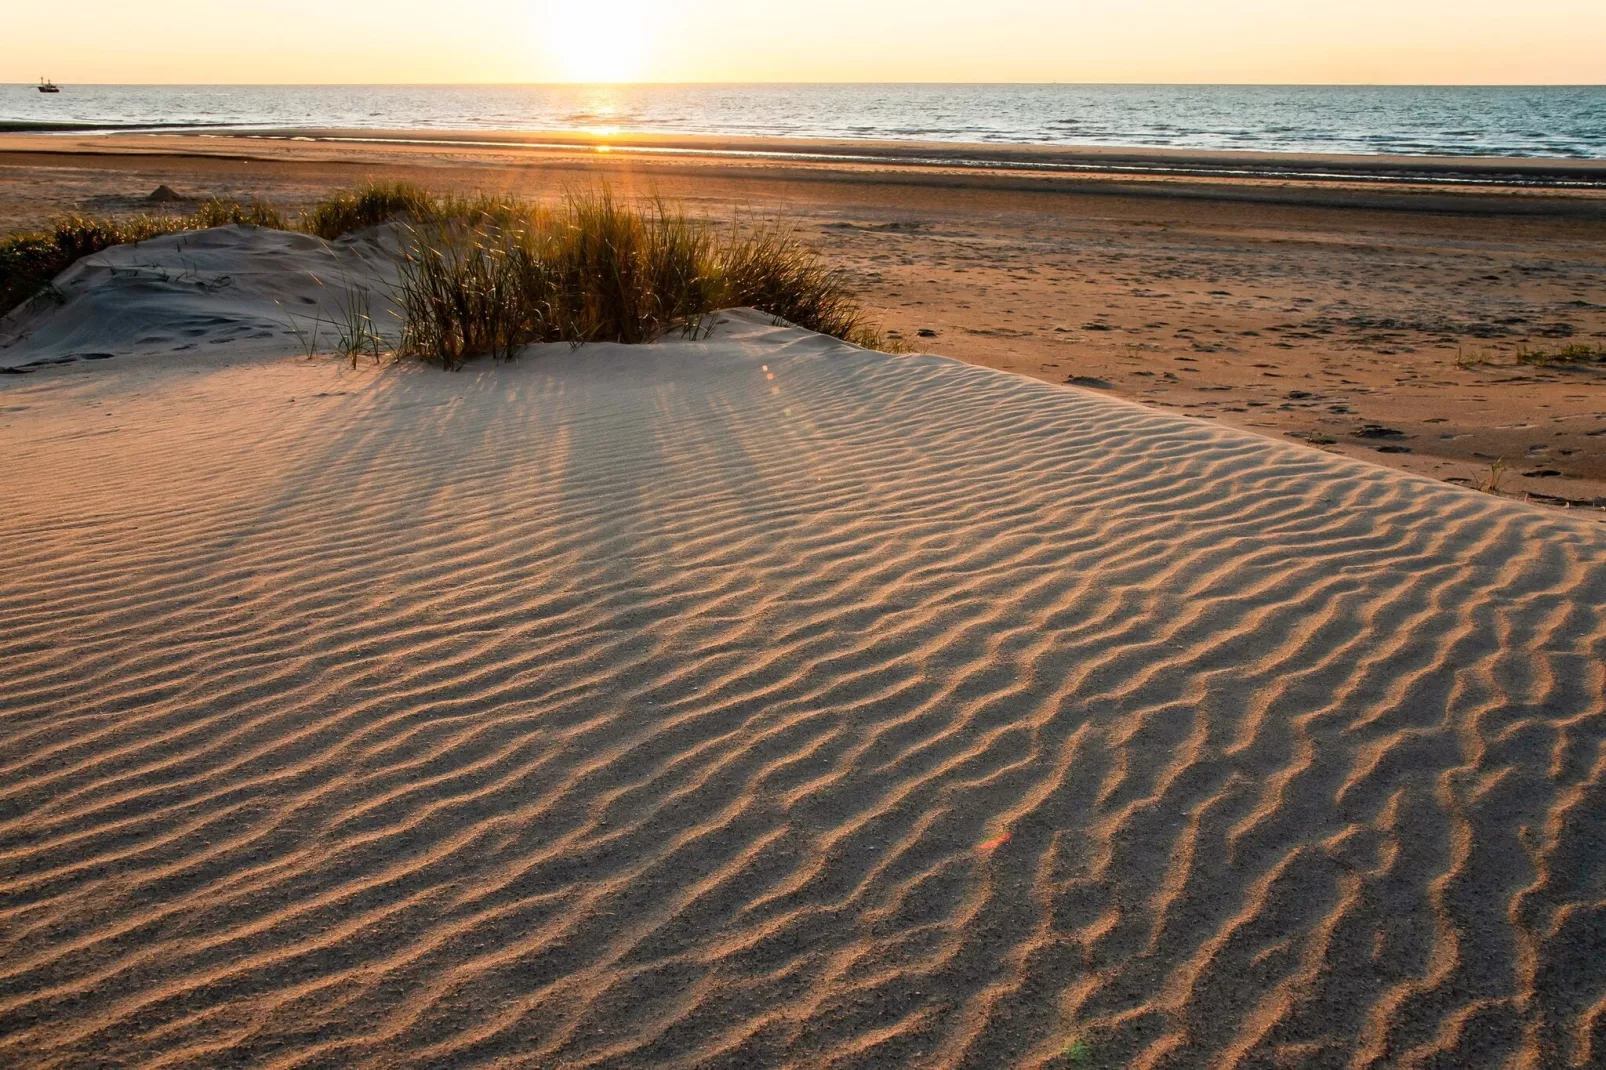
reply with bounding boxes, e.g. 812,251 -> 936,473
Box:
0,224 -> 400,370
2,308 -> 1605,1068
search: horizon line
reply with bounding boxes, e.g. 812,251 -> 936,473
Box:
10,80 -> 1606,89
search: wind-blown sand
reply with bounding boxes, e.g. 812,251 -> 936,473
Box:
3,241 -> 1605,1069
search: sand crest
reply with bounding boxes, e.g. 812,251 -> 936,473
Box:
2,306 -> 1604,1067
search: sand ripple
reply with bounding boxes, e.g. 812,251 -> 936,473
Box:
2,311 -> 1604,1067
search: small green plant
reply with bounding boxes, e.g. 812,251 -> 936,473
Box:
282,307 -> 323,359
333,279 -> 386,367
1481,457 -> 1508,495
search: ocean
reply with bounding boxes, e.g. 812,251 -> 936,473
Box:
6,83 -> 1605,160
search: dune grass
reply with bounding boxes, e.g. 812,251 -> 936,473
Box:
301,183 -> 436,240
1,182 -> 892,361
190,197 -> 287,230
396,191 -> 892,368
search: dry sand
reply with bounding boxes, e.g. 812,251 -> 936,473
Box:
3,252 -> 1606,1068
3,130 -> 1605,515
0,224 -> 401,368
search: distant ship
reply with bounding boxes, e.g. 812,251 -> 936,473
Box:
38,78 -> 60,94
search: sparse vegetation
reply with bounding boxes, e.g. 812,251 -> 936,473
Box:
1481,457 -> 1508,495
0,201 -> 281,318
332,278 -> 387,368
1455,341 -> 1606,371
1515,343 -> 1606,367
282,306 -> 323,360
1,183 -> 892,363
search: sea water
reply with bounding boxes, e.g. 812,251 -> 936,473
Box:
6,83 -> 1605,159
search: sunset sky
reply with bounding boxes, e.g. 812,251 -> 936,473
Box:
6,0 -> 1604,85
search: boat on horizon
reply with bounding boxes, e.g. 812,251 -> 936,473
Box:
38,78 -> 60,94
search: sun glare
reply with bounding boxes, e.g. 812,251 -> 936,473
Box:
543,0 -> 652,83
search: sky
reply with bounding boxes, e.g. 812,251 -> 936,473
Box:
5,0 -> 1604,85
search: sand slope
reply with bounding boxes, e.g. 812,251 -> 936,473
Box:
0,223 -> 400,370
2,311 -> 1605,1068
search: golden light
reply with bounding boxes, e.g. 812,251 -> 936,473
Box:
542,0 -> 653,83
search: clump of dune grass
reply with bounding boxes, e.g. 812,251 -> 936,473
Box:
396,229 -> 534,366
300,182 -> 550,240
396,190 -> 893,369
543,192 -> 725,345
192,197 -> 287,230
720,221 -> 890,349
301,182 -> 436,240
395,194 -> 721,367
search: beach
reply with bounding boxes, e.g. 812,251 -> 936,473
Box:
2,128 -> 1606,1067
3,304 -> 1605,1066
3,130 -> 1604,512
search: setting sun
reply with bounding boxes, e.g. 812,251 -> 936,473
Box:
540,0 -> 653,83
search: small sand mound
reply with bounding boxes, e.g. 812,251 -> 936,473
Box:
0,223 -> 402,370
1,311 -> 1603,1067
146,184 -> 185,203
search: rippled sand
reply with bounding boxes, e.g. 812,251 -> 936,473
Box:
2,310 -> 1604,1068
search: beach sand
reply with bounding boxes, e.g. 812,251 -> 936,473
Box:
3,270 -> 1606,1067
2,130 -> 1605,515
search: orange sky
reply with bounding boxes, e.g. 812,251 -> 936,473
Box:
5,0 -> 1604,84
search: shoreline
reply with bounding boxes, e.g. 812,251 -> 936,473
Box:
7,126 -> 1606,193
6,129 -> 1606,225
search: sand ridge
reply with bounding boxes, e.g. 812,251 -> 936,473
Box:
1,312 -> 1604,1067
